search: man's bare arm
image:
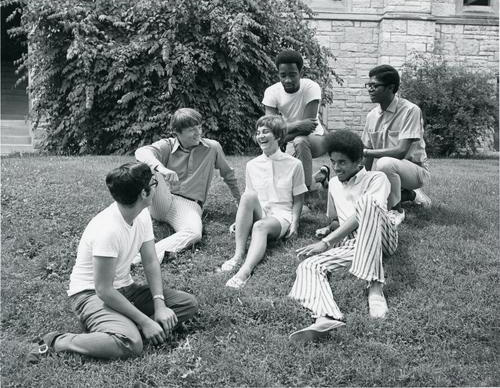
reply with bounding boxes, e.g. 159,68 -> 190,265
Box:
264,101 -> 320,142
364,138 -> 416,160
93,256 -> 168,345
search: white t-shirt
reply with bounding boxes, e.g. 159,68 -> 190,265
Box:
67,203 -> 154,296
245,149 -> 308,223
262,78 -> 325,135
327,168 -> 390,224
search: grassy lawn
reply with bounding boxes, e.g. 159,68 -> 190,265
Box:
1,155 -> 499,387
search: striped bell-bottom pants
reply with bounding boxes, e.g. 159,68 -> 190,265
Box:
289,194 -> 398,321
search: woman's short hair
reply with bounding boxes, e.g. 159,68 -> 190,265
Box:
325,130 -> 364,162
106,162 -> 153,205
275,49 -> 304,71
170,108 -> 202,134
369,64 -> 400,93
255,115 -> 286,142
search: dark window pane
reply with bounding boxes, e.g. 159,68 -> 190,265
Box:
464,0 -> 490,5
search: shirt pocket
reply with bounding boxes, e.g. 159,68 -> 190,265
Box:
388,130 -> 400,141
368,131 -> 385,149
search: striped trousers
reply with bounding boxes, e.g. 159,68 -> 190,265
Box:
132,173 -> 203,264
289,195 -> 398,320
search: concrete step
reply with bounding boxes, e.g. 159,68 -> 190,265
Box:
1,135 -> 32,144
1,143 -> 34,155
1,120 -> 31,135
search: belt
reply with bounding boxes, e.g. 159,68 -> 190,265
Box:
174,194 -> 203,208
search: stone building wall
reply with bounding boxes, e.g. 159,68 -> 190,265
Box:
305,0 -> 499,134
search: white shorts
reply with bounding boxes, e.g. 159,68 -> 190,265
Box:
262,207 -> 291,238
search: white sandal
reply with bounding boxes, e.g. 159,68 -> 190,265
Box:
225,274 -> 251,289
220,257 -> 241,272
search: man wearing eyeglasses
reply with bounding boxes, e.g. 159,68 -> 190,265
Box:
362,65 -> 431,226
27,163 -> 198,362
133,108 -> 241,264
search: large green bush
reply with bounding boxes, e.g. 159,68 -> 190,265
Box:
7,0 -> 339,154
400,53 -> 497,157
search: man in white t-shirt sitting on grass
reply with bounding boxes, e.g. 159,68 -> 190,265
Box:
27,162 -> 198,363
262,49 -> 331,205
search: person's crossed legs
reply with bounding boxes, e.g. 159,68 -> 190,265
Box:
28,284 -> 198,362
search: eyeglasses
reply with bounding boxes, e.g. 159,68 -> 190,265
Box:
149,178 -> 158,188
183,125 -> 202,135
365,82 -> 386,90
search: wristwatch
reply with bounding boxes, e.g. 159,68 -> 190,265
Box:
152,294 -> 165,301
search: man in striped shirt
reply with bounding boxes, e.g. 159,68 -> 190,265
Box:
288,130 -> 399,343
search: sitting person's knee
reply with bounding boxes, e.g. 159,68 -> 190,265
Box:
113,332 -> 143,358
293,136 -> 310,148
252,220 -> 268,234
190,230 -> 202,244
298,257 -> 321,273
185,293 -> 199,319
375,157 -> 397,173
355,194 -> 381,212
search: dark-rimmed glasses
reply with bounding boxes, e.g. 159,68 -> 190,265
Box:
364,82 -> 386,90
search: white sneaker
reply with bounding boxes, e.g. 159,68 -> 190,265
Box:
387,209 -> 405,226
414,188 -> 431,208
368,291 -> 388,319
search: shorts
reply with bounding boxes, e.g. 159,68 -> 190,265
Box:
262,207 -> 291,238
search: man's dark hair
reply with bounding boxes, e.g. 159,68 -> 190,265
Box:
369,64 -> 400,93
325,130 -> 364,162
106,162 -> 153,205
275,49 -> 303,71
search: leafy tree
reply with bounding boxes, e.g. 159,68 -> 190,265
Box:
7,0 -> 340,154
400,53 -> 497,157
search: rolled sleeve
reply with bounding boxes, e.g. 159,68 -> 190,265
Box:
291,163 -> 308,196
135,139 -> 171,170
303,81 -> 321,105
262,85 -> 278,109
399,105 -> 423,140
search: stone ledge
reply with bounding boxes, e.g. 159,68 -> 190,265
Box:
307,11 -> 498,26
436,16 -> 499,25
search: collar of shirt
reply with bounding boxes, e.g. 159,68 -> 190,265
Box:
171,138 -> 209,153
262,149 -> 287,161
376,95 -> 399,115
341,167 -> 367,186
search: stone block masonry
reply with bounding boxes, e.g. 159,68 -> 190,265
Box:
306,1 -> 498,134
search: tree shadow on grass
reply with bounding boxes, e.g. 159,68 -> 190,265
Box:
403,203 -> 487,230
383,234 -> 418,298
